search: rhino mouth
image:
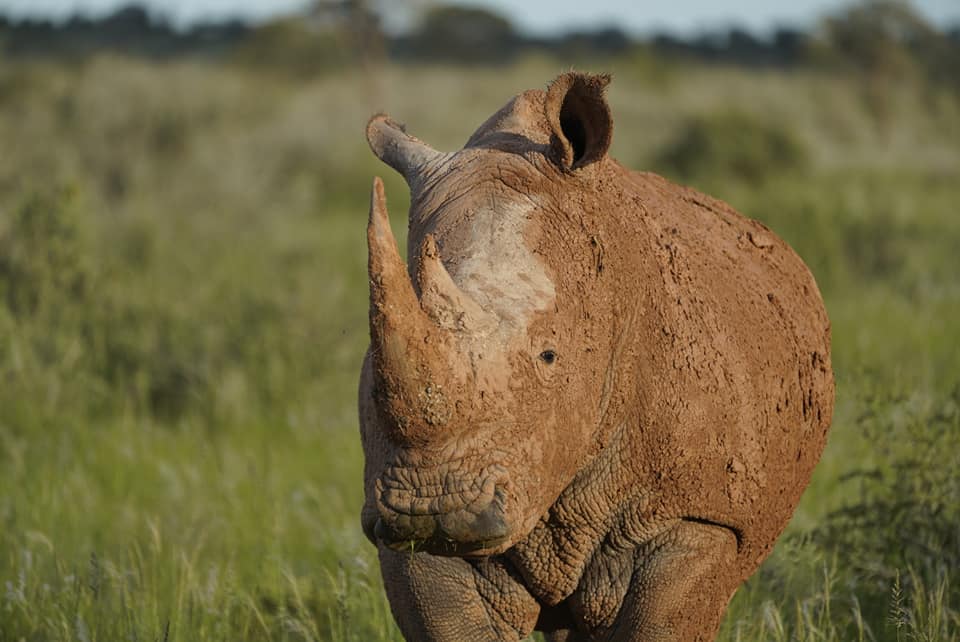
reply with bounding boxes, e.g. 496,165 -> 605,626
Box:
367,460 -> 513,556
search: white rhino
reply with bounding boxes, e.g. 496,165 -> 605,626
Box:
358,72 -> 834,641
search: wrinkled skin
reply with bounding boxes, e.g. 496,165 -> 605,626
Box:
358,73 -> 834,641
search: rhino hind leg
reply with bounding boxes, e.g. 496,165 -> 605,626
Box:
379,547 -> 540,642
610,520 -> 740,642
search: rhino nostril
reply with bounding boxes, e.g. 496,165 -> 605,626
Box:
374,517 -> 388,542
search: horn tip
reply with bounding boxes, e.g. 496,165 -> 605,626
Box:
368,176 -> 390,237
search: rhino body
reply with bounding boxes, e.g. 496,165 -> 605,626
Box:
359,73 -> 834,641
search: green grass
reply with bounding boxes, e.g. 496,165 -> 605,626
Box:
1,55 -> 958,640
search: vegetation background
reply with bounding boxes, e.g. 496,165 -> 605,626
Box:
1,1 -> 958,640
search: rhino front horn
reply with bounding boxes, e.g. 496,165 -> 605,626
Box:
366,177 -> 461,446
366,114 -> 442,186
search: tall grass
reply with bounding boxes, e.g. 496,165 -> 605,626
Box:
0,55 -> 958,640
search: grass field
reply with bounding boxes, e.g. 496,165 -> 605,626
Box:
1,53 -> 958,641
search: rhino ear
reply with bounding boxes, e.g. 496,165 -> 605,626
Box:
545,72 -> 613,171
366,113 -> 442,185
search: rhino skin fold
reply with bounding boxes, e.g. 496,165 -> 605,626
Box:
358,72 -> 834,642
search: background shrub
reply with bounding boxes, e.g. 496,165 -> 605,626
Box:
654,111 -> 809,184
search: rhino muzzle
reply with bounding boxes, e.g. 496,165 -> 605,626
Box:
369,461 -> 512,555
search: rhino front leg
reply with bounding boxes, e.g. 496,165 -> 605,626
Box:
610,520 -> 740,642
379,547 -> 540,642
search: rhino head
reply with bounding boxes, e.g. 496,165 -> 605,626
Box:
359,73 -> 620,556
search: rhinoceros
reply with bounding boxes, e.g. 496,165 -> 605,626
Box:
358,72 -> 834,642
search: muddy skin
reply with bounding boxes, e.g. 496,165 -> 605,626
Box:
358,72 -> 834,641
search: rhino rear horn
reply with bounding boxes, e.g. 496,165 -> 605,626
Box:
545,72 -> 613,171
366,114 -> 442,186
417,234 -> 498,335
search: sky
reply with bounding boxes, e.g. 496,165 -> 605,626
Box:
0,0 -> 958,35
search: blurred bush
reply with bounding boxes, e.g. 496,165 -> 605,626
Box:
0,183 -> 351,425
812,385 -> 960,621
0,188 -> 91,320
231,18 -> 358,77
0,188 -> 106,425
392,5 -> 520,64
811,1 -> 959,80
654,111 -> 809,184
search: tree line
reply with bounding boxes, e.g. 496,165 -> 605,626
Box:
1,1 -> 957,84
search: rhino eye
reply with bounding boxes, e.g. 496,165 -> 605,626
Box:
539,350 -> 557,365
